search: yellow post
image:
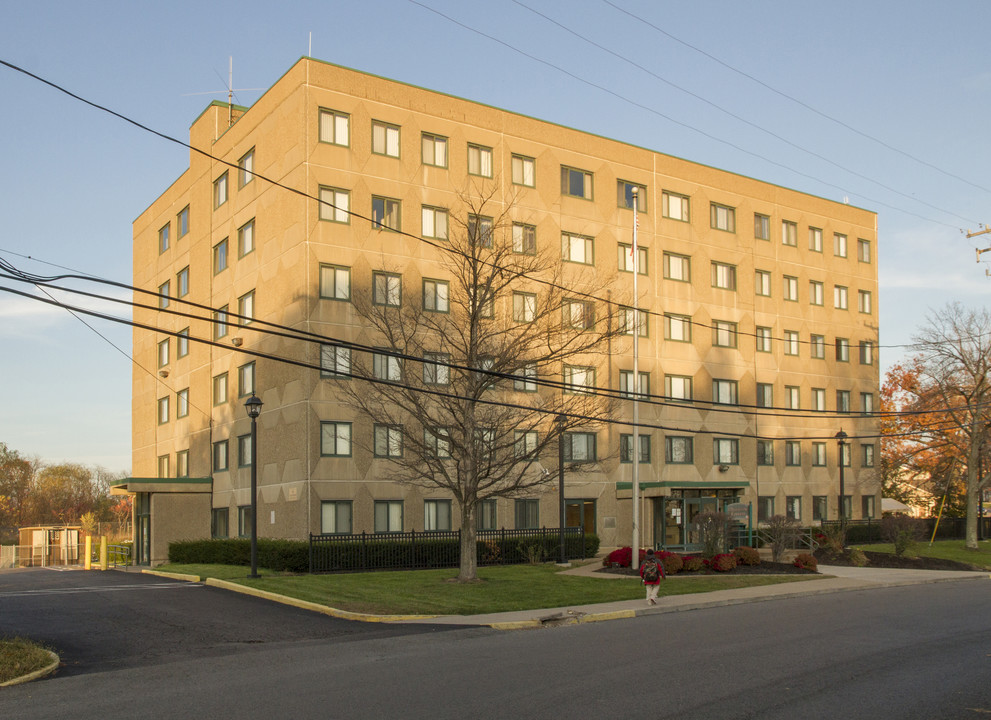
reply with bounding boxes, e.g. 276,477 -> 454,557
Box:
84,536 -> 92,570
99,535 -> 108,571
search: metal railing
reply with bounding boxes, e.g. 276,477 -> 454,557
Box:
309,526 -> 586,574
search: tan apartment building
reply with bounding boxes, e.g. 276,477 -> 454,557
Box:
121,57 -> 879,565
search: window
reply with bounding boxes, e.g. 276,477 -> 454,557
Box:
663,252 -> 691,282
809,227 -> 823,252
373,352 -> 402,382
809,280 -> 824,306
320,264 -> 351,301
713,438 -> 739,465
562,232 -> 594,264
618,181 -> 647,211
157,397 -> 169,425
561,166 -> 593,199
664,313 -> 692,342
563,432 -> 597,462
372,196 -> 401,231
710,203 -> 736,232
712,320 -> 737,348
563,365 -> 595,395
422,206 -> 449,240
858,290 -> 872,314
813,496 -> 827,522
785,441 -> 801,466
178,324 -> 190,356
512,154 -> 535,187
318,187 -> 350,223
238,148 -> 254,187
319,108 -> 349,146
664,375 -> 692,401
176,389 -> 189,419
620,434 -> 651,463
320,422 -> 352,457
213,440 -> 229,472
515,499 -> 540,529
157,454 -> 170,478
756,326 -> 772,353
862,495 -> 876,520
158,223 -> 170,254
425,500 -> 452,531
321,501 -> 352,534
158,280 -> 170,309
782,220 -> 797,246
513,292 -> 536,323
784,330 -> 800,356
238,218 -> 254,257
514,430 -> 538,458
811,334 -> 825,359
374,425 -> 403,458
238,434 -> 252,467
468,214 -> 493,247
836,390 -> 851,414
754,213 -> 770,240
513,223 -> 536,255
421,133 -> 447,167
321,345 -> 351,378
786,496 -> 802,522
812,442 -> 827,466
834,285 -> 848,309
425,427 -> 451,458
213,373 -> 227,405
834,232 -> 848,257
478,500 -> 498,530
618,244 -> 648,274
785,385 -> 800,410
423,352 -> 450,386
373,272 -> 402,307
840,444 -> 852,468
423,279 -> 450,313
214,305 -> 228,340
812,388 -> 826,412
237,506 -> 253,538
177,206 -> 189,238
214,172 -> 228,208
565,299 -> 595,330
238,362 -> 255,397
213,238 -> 228,275
176,267 -> 189,298
238,290 -> 254,325
863,444 -> 875,468
756,383 -> 773,408
861,392 -> 875,415
665,436 -> 693,464
662,191 -> 690,222
621,307 -> 646,336
176,450 -> 189,478
755,270 -> 771,297
711,262 -> 737,290
860,341 -> 874,365
374,500 -> 403,533
372,120 -> 400,157
514,363 -> 537,392
757,497 -> 774,523
157,339 -> 169,368
835,338 -> 849,362
783,275 -> 798,301
757,440 -> 774,466
467,143 -> 493,177
620,370 -> 650,398
858,238 -> 871,263
712,379 -> 738,405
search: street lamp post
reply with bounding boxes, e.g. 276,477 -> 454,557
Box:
557,414 -> 567,564
835,430 -> 848,528
245,393 -> 263,578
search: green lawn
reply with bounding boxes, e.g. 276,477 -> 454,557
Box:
0,638 -> 53,684
853,539 -> 991,570
156,562 -> 818,616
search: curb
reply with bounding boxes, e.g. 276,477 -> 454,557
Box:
0,649 -> 60,688
142,569 -> 202,582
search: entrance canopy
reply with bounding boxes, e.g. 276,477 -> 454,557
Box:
110,477 -> 212,495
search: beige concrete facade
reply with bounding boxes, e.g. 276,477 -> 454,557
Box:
131,58 -> 879,558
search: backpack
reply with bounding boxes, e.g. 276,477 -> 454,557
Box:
642,558 -> 660,582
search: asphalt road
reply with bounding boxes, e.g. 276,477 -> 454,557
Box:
2,568 -> 991,719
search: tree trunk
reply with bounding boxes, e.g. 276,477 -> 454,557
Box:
457,501 -> 478,582
966,439 -> 980,550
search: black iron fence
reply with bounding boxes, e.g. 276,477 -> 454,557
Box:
309,526 -> 586,574
818,516 -> 991,544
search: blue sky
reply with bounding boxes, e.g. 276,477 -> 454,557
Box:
1,1 -> 989,471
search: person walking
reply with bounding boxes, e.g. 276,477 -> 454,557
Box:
639,548 -> 665,605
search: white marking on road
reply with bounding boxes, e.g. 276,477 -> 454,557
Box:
0,583 -> 204,598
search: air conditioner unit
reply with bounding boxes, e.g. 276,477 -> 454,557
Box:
231,337 -> 243,347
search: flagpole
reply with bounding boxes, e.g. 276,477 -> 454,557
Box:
631,186 -> 641,565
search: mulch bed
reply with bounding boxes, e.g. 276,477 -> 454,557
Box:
814,548 -> 984,571
595,561 -> 815,577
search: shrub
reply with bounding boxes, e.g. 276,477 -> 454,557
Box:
658,550 -> 683,576
819,523 -> 846,553
602,546 -> 647,568
763,515 -> 801,562
848,547 -> 869,567
695,511 -> 730,559
845,523 -> 883,544
707,553 -> 737,572
680,555 -> 704,572
881,515 -> 925,557
794,553 -> 817,571
733,545 -> 761,566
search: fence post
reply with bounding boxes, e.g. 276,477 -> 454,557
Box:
308,533 -> 313,574
411,529 -> 416,570
360,532 -> 367,572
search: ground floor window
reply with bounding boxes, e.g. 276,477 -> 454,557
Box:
786,496 -> 801,521
840,495 -> 852,520
757,496 -> 774,523
374,500 -> 403,533
321,501 -> 352,534
812,495 -> 827,522
424,499 -> 452,531
238,505 -> 253,538
211,508 -> 229,538
565,499 -> 595,530
862,495 -> 876,519
515,499 -> 539,529
478,499 -> 497,530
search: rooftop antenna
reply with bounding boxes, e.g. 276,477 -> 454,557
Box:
181,56 -> 264,127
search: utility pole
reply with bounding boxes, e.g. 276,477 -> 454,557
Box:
967,226 -> 991,272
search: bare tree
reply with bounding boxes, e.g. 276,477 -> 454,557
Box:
913,302 -> 991,549
340,188 -> 625,581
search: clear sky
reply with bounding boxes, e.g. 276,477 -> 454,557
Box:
1,1 -> 989,471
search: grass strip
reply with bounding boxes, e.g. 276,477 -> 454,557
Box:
0,638 -> 54,684
854,539 -> 991,569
